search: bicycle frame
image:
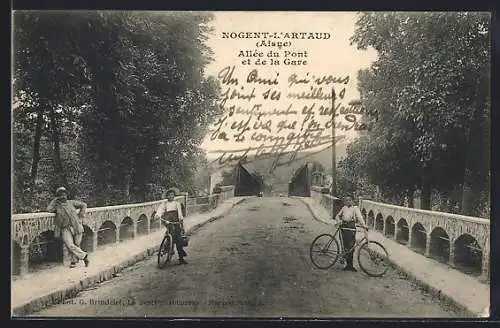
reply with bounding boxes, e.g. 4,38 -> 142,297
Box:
328,224 -> 368,257
157,220 -> 183,267
310,223 -> 388,276
160,219 -> 183,233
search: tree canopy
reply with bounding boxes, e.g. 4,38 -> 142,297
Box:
340,12 -> 490,217
13,11 -> 222,212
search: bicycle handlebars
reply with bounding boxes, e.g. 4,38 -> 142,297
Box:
334,222 -> 369,232
159,219 -> 183,225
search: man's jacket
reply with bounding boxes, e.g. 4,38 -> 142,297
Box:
46,199 -> 86,236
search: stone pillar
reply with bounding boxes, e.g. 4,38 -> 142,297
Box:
408,228 -> 413,248
479,256 -> 489,282
92,231 -> 98,252
449,240 -> 456,268
479,238 -> 490,282
132,221 -> 138,239
19,247 -> 30,277
424,232 -> 432,257
146,216 -> 151,234
382,219 -> 387,236
115,228 -> 120,243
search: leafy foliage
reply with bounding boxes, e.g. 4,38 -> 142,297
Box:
13,11 -> 222,212
219,166 -> 239,187
343,12 -> 490,216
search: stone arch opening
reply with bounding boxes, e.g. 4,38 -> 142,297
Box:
429,227 -> 450,263
361,209 -> 367,222
367,211 -> 374,227
81,225 -> 95,252
150,211 -> 161,231
98,221 -> 117,246
396,219 -> 409,244
28,230 -> 63,272
385,216 -> 395,237
12,241 -> 22,276
137,214 -> 149,235
411,223 -> 427,254
119,217 -> 134,241
375,213 -> 384,232
454,234 -> 482,276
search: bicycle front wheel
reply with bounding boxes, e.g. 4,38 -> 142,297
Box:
357,240 -> 390,277
157,235 -> 173,269
310,234 -> 340,269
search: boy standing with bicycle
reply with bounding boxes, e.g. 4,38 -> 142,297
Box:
334,196 -> 368,272
154,188 -> 188,265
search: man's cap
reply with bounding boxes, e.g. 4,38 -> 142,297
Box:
56,187 -> 67,194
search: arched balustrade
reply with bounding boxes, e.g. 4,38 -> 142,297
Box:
310,190 -> 490,282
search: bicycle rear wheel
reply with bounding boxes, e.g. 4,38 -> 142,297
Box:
310,234 -> 340,269
357,240 -> 390,277
157,235 -> 173,269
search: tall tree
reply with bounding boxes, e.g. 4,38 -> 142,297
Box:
13,11 -> 93,210
219,165 -> 239,186
13,11 -> 223,211
349,12 -> 490,215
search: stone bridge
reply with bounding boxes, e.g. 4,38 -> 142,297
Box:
11,186 -> 235,277
311,187 -> 490,282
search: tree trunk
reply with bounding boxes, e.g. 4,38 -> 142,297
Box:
461,170 -> 474,215
30,106 -> 45,188
461,90 -> 489,216
421,165 -> 431,210
406,188 -> 414,208
461,98 -> 476,215
123,173 -> 131,203
440,192 -> 449,212
130,151 -> 154,203
461,132 -> 488,216
49,104 -> 68,188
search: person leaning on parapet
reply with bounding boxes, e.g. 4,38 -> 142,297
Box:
46,187 -> 89,268
154,188 -> 188,265
334,195 -> 368,272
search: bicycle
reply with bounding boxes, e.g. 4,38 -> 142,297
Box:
157,219 -> 183,269
309,222 -> 390,277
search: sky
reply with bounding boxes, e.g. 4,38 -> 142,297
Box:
199,12 -> 378,161
203,12 -> 377,78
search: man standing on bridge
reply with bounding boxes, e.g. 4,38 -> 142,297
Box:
154,188 -> 188,265
334,196 -> 368,272
46,187 -> 89,268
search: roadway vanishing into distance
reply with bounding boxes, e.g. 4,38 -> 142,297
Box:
33,197 -> 458,318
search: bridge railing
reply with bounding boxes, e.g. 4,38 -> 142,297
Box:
310,189 -> 490,282
186,186 -> 235,215
11,186 -> 235,277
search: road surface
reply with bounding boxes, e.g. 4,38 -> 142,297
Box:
32,197 -> 458,317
